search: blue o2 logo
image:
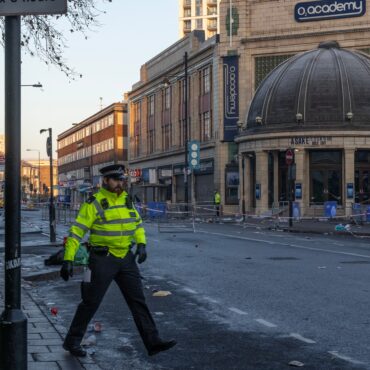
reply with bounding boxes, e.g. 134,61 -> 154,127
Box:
295,0 -> 366,22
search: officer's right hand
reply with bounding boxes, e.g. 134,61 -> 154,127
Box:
60,261 -> 73,281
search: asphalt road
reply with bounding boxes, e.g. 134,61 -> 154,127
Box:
26,216 -> 370,370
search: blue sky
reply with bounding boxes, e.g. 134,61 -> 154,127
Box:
0,1 -> 178,159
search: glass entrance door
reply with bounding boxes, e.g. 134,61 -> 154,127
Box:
355,169 -> 370,204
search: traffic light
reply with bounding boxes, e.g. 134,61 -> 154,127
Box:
188,140 -> 200,170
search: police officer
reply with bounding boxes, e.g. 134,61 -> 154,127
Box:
60,164 -> 176,357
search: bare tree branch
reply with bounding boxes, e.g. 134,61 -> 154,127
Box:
0,0 -> 113,80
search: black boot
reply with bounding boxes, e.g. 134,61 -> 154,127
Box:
63,342 -> 87,357
148,339 -> 177,356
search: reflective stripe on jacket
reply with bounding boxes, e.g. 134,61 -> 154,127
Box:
64,187 -> 146,261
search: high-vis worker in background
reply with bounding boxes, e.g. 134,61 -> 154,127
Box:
214,190 -> 221,217
60,164 -> 176,357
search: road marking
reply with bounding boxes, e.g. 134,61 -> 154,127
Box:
151,275 -> 165,280
197,230 -> 370,259
183,287 -> 197,294
167,281 -> 180,286
255,319 -> 277,328
152,239 -> 160,242
289,333 -> 316,344
228,307 -> 248,315
328,351 -> 366,366
203,296 -> 219,304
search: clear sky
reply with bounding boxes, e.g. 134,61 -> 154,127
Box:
0,1 -> 179,160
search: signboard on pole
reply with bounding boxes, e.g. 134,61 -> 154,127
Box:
0,0 -> 67,16
285,149 -> 294,165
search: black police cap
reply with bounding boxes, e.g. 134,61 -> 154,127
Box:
99,164 -> 126,179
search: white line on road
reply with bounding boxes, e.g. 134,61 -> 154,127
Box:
328,351 -> 366,366
197,230 -> 370,259
183,287 -> 197,294
289,333 -> 316,344
203,296 -> 219,304
255,319 -> 277,328
228,307 -> 248,315
167,281 -> 180,286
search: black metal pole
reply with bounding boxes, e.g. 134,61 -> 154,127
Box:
184,52 -> 189,210
0,16 -> 28,370
38,151 -> 41,205
288,165 -> 293,228
49,128 -> 56,242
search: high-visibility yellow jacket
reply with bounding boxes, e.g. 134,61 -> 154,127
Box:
64,187 -> 146,261
214,192 -> 221,205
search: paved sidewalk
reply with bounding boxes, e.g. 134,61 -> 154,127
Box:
23,285 -> 101,370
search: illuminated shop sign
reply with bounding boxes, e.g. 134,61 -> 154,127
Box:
294,0 -> 366,22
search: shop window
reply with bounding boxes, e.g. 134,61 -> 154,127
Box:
255,54 -> 294,90
225,168 -> 239,205
309,150 -> 342,205
355,150 -> 370,204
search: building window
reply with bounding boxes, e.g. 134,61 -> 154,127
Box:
200,111 -> 211,141
163,87 -> 171,110
355,150 -> 370,204
133,101 -> 141,158
147,95 -> 155,154
255,54 -> 294,90
184,8 -> 191,17
196,19 -> 203,29
310,150 -> 342,205
184,20 -> 191,30
196,6 -> 202,16
162,125 -> 171,151
200,66 -> 211,94
225,168 -> 239,205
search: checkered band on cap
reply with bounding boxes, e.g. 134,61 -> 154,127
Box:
99,164 -> 125,177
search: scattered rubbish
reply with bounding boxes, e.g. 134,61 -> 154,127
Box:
44,249 -> 64,266
195,244 -> 198,248
93,322 -> 102,332
154,312 -> 164,316
152,288 -> 159,293
47,302 -> 55,306
81,334 -> 96,346
334,224 -> 346,231
245,257 -> 252,260
50,307 -> 58,316
289,360 -> 304,367
152,290 -> 172,297
318,266 -> 327,269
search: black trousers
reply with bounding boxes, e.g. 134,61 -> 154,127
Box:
64,250 -> 159,351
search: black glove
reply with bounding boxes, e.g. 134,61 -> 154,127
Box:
60,261 -> 73,281
135,244 -> 147,264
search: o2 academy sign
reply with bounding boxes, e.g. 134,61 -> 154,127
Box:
295,0 -> 366,22
0,0 -> 67,16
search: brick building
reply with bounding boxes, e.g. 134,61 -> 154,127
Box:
128,31 -> 239,208
57,103 -> 127,205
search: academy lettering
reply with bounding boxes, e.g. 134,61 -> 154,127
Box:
295,0 -> 366,22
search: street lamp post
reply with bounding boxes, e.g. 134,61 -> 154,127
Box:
26,149 -> 41,204
40,128 -> 56,242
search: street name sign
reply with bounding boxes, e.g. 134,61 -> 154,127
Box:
0,0 -> 67,16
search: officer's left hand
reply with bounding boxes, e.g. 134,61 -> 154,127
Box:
135,244 -> 147,264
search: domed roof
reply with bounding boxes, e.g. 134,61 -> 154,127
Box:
246,41 -> 370,133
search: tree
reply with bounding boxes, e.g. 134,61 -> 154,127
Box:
1,0 -> 113,80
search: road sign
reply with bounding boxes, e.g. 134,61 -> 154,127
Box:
0,0 -> 67,16
285,149 -> 294,166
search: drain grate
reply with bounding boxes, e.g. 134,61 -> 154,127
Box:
268,257 -> 300,261
340,260 -> 370,264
